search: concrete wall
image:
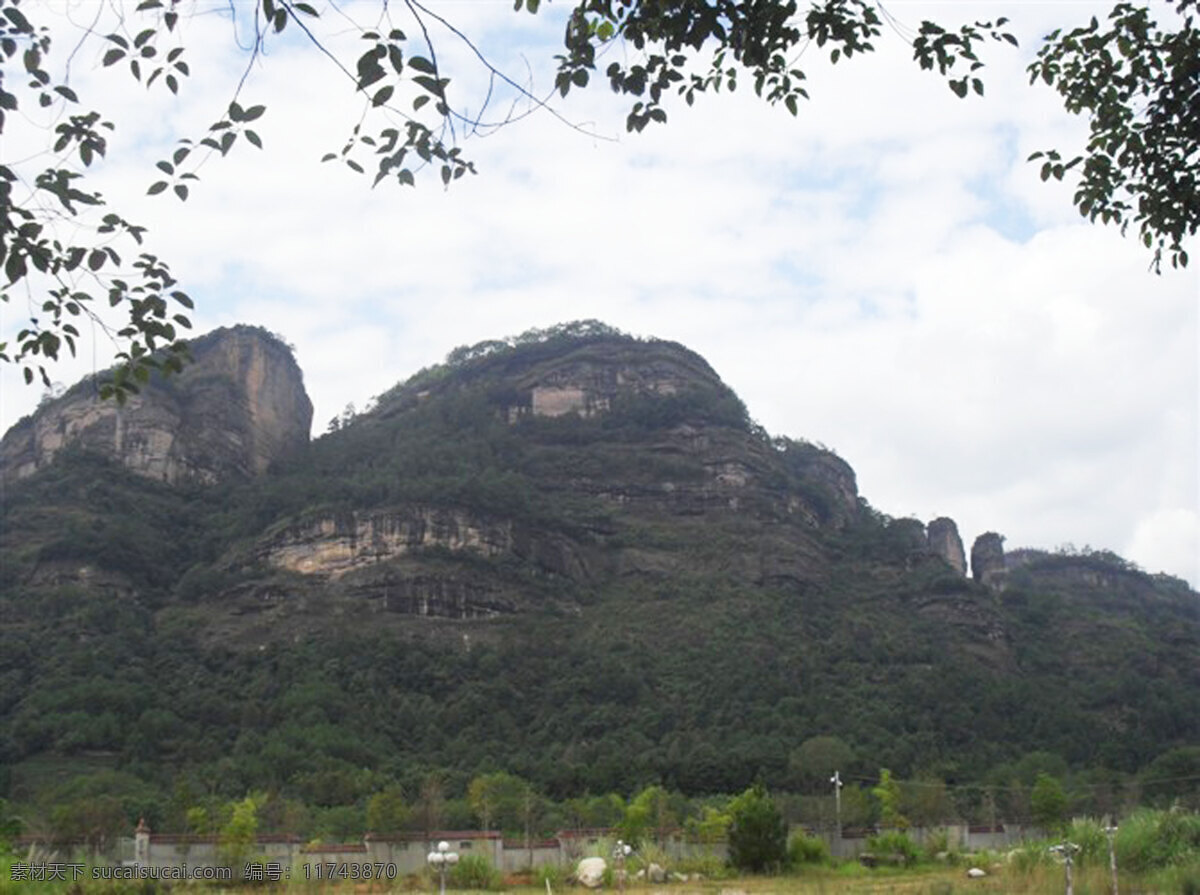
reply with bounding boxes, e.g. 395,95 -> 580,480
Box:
23,823 -> 1034,879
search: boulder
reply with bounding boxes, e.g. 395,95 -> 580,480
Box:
966,867 -> 987,878
647,863 -> 666,883
576,857 -> 606,889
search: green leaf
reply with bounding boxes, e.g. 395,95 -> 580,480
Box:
173,184 -> 188,200
54,85 -> 78,103
88,249 -> 106,271
242,104 -> 266,122
147,181 -> 169,195
372,85 -> 394,107
413,75 -> 441,95
156,160 -> 174,175
408,55 -> 436,74
102,48 -> 125,67
245,129 -> 262,149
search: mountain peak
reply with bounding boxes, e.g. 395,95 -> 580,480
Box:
0,324 -> 312,485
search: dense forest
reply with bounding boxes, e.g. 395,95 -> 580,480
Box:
1,322 -> 1197,846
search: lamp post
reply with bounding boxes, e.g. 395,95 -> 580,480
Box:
427,840 -> 459,895
1104,825 -> 1119,895
830,771 -> 843,840
612,840 -> 632,895
1050,842 -> 1080,895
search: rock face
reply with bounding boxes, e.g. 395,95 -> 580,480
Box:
0,325 -> 312,485
927,517 -> 967,575
260,506 -> 590,581
971,532 -> 1007,589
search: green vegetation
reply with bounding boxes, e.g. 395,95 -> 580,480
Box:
1,327 -> 1197,847
727,784 -> 787,873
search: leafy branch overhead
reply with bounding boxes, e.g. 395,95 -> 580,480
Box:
1,0 -> 1195,401
1027,2 -> 1198,272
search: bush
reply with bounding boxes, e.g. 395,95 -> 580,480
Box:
534,864 -> 568,889
865,830 -> 920,867
448,854 -> 503,890
787,831 -> 831,867
1065,817 -> 1108,867
1117,808 -> 1200,872
727,783 -> 788,873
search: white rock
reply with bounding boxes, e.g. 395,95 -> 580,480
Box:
577,857 -> 607,888
967,867 -> 987,878
648,863 -> 666,883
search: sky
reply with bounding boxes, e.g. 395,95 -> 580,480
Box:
2,1 -> 1197,587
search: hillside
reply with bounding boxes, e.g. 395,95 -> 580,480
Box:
0,321 -> 1196,834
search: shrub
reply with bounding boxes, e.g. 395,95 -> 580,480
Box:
787,831 -> 831,867
1117,808 -> 1200,872
727,783 -> 788,872
448,854 -> 503,890
1065,817 -> 1108,867
865,830 -> 920,867
534,864 -> 568,889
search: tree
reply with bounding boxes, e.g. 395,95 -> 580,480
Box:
217,794 -> 262,870
366,784 -> 409,833
619,784 -> 681,847
1030,772 -> 1068,834
2,0 -> 1194,394
1140,746 -> 1200,810
467,771 -> 531,834
726,783 -> 787,873
787,735 -> 856,793
415,773 -> 445,842
871,768 -> 908,830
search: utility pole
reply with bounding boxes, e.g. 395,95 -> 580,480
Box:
830,771 -> 843,840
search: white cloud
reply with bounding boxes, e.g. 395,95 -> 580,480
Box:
2,0 -> 1196,587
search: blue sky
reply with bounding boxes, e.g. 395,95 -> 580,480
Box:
2,0 -> 1196,586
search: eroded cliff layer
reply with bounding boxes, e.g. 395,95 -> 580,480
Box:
0,325 -> 312,485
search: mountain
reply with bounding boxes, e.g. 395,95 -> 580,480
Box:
0,321 -> 1196,829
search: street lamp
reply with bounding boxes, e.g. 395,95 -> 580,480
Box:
1049,841 -> 1081,895
612,840 -> 632,895
427,840 -> 459,895
830,771 -> 843,840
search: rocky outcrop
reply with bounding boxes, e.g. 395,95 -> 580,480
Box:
512,341 -> 708,420
0,326 -> 312,485
774,439 -> 859,527
971,532 -> 1007,589
259,506 -> 590,582
927,517 -> 967,576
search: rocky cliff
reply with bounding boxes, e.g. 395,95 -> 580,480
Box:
927,517 -> 967,575
0,326 -> 312,485
2,320 -> 1196,809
